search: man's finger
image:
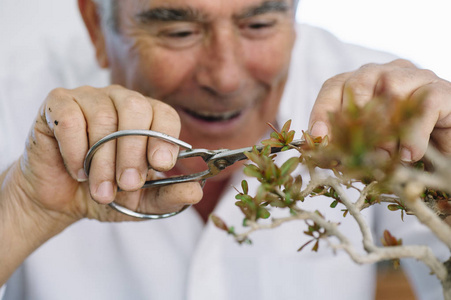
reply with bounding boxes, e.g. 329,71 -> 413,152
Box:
147,100 -> 182,172
74,86 -> 119,203
401,82 -> 451,161
108,87 -> 153,192
145,182 -> 203,214
44,88 -> 89,182
308,72 -> 351,137
110,182 -> 203,216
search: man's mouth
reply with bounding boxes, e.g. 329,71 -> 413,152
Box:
183,108 -> 242,122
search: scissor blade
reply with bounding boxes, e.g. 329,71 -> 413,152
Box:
211,138 -> 305,167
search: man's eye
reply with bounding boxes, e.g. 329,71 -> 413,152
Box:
157,26 -> 202,48
166,30 -> 195,38
248,21 -> 276,30
240,19 -> 278,39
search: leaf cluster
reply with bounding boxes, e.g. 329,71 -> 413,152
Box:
304,91 -> 423,187
236,142 -> 304,223
261,120 -> 295,150
211,91 -> 451,269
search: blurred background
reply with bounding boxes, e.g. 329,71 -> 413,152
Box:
297,0 -> 451,81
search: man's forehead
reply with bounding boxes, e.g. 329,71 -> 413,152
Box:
125,0 -> 294,20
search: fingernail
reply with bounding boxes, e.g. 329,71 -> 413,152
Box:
95,181 -> 114,200
400,147 -> 412,162
119,168 -> 142,190
310,121 -> 328,137
152,149 -> 174,169
77,168 -> 88,182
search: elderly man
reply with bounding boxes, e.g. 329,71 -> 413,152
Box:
1,0 -> 451,299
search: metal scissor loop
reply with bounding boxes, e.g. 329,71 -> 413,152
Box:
84,129 -> 304,219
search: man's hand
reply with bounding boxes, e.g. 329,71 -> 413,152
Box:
23,85 -> 202,221
0,85 -> 203,284
308,59 -> 451,161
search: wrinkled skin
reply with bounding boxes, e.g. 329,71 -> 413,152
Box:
309,59 -> 451,161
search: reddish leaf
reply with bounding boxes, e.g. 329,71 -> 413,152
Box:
286,130 -> 295,144
312,240 -> 320,252
297,239 -> 314,252
267,122 -> 283,140
387,204 -> 400,211
381,230 -> 402,247
281,120 -> 292,133
210,215 -> 229,232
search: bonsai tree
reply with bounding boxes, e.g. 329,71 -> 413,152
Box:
211,91 -> 451,299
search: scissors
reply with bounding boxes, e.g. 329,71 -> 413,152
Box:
84,129 -> 304,219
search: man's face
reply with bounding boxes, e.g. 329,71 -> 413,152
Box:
102,0 -> 296,173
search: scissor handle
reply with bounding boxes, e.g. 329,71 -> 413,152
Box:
84,130 -> 305,220
83,130 -> 194,219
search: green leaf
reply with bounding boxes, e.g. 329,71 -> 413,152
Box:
257,207 -> 271,219
330,200 -> 338,208
241,180 -> 249,195
280,157 -> 300,177
261,145 -> 272,157
281,131 -> 288,141
245,148 -> 260,163
313,186 -> 325,194
244,165 -> 262,179
228,226 -> 235,235
284,192 -> 293,205
235,203 -> 252,219
270,131 -> 280,139
235,194 -> 253,204
262,139 -> 285,147
235,201 -> 246,208
265,192 -> 282,202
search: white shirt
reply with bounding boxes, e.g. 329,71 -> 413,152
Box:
1,24 -> 447,300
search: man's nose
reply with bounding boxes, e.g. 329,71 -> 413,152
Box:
195,27 -> 246,96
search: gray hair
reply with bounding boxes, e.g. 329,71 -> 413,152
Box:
92,0 -> 118,31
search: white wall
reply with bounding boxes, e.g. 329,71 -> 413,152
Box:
297,0 -> 451,80
0,0 -> 85,47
